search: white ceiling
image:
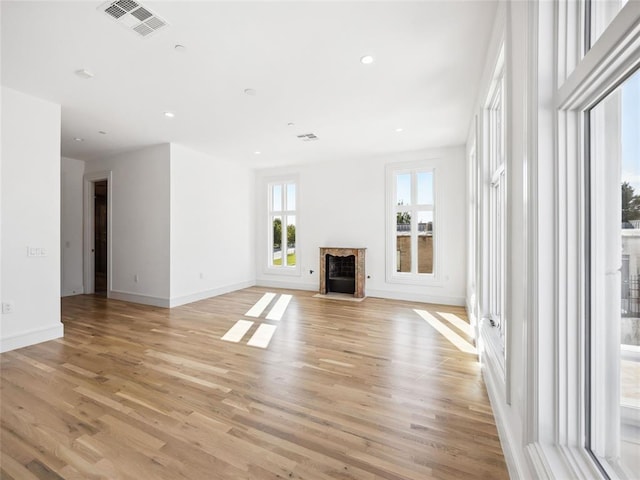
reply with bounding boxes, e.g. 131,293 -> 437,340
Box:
1,1 -> 497,168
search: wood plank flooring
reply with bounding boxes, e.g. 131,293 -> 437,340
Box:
0,287 -> 508,479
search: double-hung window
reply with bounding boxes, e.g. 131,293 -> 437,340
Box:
268,181 -> 297,271
553,1 -> 640,477
487,62 -> 506,346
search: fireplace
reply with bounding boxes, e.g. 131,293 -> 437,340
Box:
319,247 -> 366,298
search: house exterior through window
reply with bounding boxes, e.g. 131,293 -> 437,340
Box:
387,162 -> 437,284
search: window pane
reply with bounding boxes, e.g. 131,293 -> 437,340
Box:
286,215 -> 296,266
396,211 -> 411,272
417,211 -> 433,274
396,173 -> 411,206
589,68 -> 640,475
590,0 -> 628,48
272,184 -> 282,211
619,70 -> 640,475
286,184 -> 296,210
417,172 -> 433,205
491,82 -> 504,169
272,216 -> 282,266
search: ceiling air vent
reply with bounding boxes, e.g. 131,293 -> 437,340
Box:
297,133 -> 318,142
99,0 -> 168,38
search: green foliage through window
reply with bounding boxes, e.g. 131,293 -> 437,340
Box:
622,181 -> 640,222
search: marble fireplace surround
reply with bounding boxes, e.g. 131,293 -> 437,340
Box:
319,247 -> 366,298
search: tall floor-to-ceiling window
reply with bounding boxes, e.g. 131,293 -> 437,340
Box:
553,1 -> 640,477
470,2 -> 640,478
481,45 -> 507,372
268,181 -> 297,270
488,68 -> 506,347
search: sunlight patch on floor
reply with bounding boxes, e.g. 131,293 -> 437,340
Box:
245,292 -> 276,317
222,293 -> 292,348
436,311 -> 474,337
414,309 -> 477,354
221,320 -> 254,343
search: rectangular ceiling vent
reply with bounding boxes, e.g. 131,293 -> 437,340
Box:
99,0 -> 168,38
297,133 -> 318,142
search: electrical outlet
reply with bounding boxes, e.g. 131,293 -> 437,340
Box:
26,246 -> 47,257
2,302 -> 15,314
134,274 -> 139,283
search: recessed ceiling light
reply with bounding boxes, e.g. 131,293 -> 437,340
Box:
244,88 -> 257,96
174,44 -> 186,52
360,55 -> 374,65
75,69 -> 94,79
164,111 -> 175,118
254,151 -> 261,155
287,122 -> 295,127
74,137 -> 84,142
395,128 -> 404,132
98,130 -> 107,135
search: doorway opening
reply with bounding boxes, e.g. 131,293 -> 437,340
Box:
94,180 -> 108,296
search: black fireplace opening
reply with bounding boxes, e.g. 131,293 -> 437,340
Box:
326,254 -> 356,294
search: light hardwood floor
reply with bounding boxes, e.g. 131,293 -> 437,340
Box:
0,287 -> 508,479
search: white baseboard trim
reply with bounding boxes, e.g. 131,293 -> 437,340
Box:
169,280 -> 256,307
255,281 -> 465,306
0,323 -> 64,353
110,281 -> 257,309
109,290 -> 170,308
366,288 -> 466,306
62,285 -> 84,297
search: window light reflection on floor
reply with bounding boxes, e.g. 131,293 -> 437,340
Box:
414,309 -> 477,354
436,311 -> 474,337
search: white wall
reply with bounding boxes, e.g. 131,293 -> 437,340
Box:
85,144 -> 171,306
169,143 -> 255,307
255,146 -> 467,305
61,157 -> 85,296
1,87 -> 63,352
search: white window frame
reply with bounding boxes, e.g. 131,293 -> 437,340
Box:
487,65 -> 507,347
478,42 -> 508,391
385,160 -> 440,285
266,178 -> 300,276
552,1 -> 640,478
